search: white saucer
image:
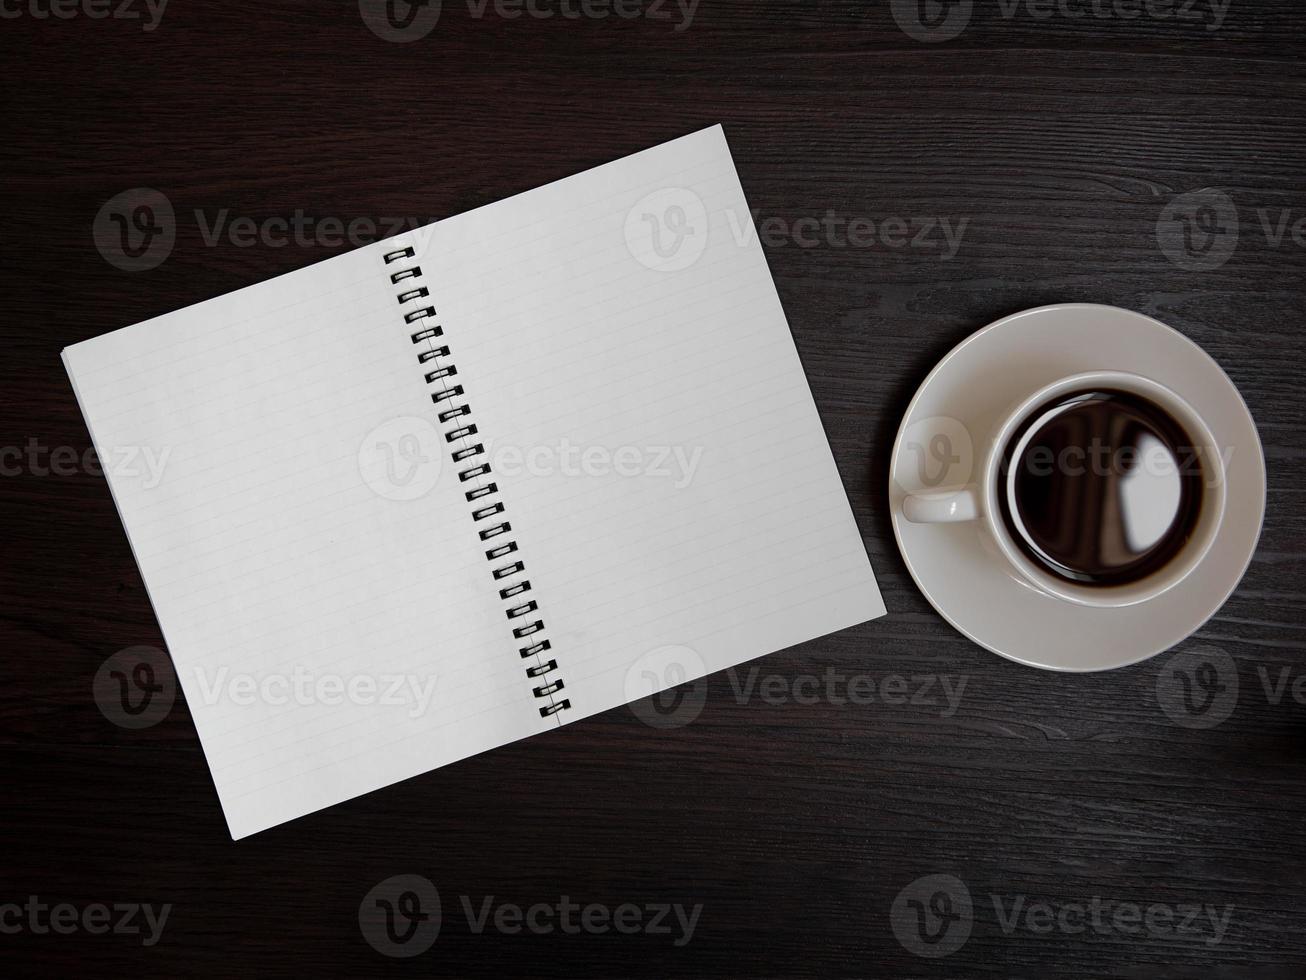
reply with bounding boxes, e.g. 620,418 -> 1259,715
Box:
889,304 -> 1266,672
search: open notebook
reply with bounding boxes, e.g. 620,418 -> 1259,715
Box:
64,126 -> 885,838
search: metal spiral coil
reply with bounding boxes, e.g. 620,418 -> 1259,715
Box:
384,244 -> 570,720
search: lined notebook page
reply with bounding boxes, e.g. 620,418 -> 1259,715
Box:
64,244 -> 551,839
410,125 -> 885,721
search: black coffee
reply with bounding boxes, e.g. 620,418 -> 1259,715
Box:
998,389 -> 1204,587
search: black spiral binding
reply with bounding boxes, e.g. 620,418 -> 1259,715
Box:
384,244 -> 571,720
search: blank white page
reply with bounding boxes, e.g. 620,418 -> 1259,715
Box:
64,243 -> 551,839
410,125 -> 885,721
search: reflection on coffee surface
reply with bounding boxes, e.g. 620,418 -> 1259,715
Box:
999,389 -> 1205,587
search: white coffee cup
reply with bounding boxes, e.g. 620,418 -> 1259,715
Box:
902,371 -> 1228,608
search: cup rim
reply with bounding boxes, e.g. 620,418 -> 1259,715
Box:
979,370 -> 1228,608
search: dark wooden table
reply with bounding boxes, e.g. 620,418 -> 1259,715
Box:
4,1 -> 1305,975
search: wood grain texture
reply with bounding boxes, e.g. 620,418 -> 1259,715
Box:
2,0 -> 1304,976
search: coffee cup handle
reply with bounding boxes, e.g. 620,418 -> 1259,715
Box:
902,486 -> 981,524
